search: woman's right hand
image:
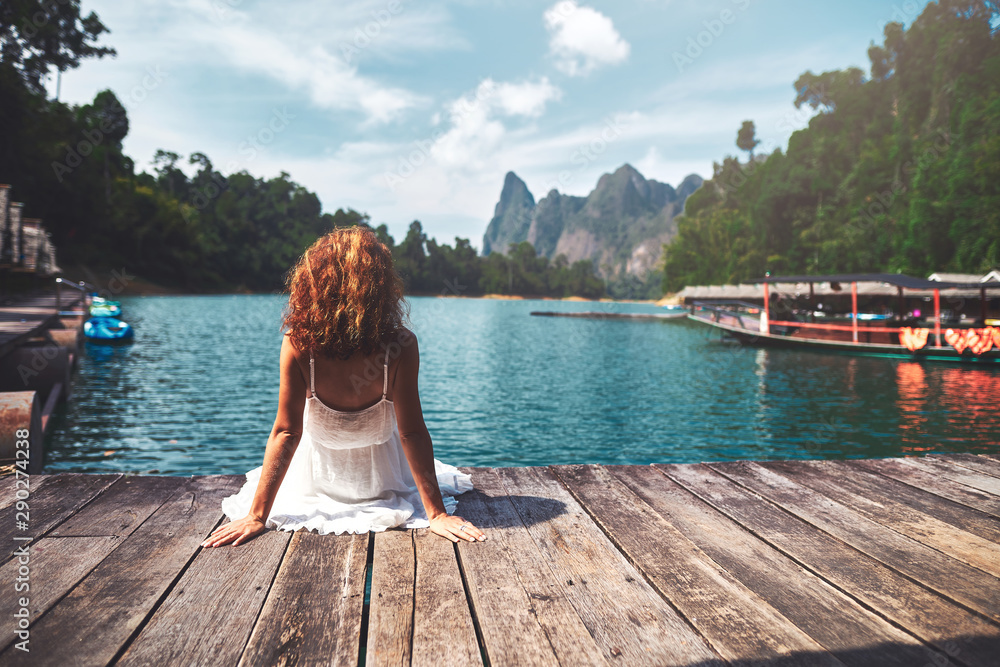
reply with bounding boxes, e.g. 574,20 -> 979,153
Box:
429,514 -> 487,543
202,514 -> 267,548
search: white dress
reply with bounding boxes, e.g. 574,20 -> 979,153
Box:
221,349 -> 473,534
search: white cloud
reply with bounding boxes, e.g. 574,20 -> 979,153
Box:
430,78 -> 561,167
177,1 -> 422,124
493,78 -> 562,117
544,1 -> 630,76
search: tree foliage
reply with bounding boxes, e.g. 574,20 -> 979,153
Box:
663,0 -> 1000,292
0,4 -> 607,297
0,0 -> 115,93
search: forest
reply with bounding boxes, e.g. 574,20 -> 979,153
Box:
0,1 -> 605,298
662,0 -> 1000,291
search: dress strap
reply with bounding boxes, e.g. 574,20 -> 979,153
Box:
382,351 -> 389,399
309,350 -> 315,396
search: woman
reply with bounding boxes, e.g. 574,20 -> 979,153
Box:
203,227 -> 486,547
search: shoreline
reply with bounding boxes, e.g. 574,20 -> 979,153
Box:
60,264 -> 679,305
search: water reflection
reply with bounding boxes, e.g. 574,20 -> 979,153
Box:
896,363 -> 929,453
44,295 -> 1000,474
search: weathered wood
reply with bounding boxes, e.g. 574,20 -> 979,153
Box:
554,464 -> 839,664
0,476 -> 186,651
659,463 -> 999,667
611,465 -> 931,666
813,460 -> 1000,540
900,457 -> 1000,496
239,531 -> 368,667
0,536 -> 119,652
495,466 -> 723,666
0,472 -> 57,511
933,453 -> 1000,479
4,475 -> 245,666
763,460 -> 1000,577
367,529 -> 415,667
706,461 -> 1000,624
0,472 -> 120,562
455,469 -> 607,666
51,474 -> 186,537
850,458 -> 1000,519
411,528 -> 482,666
117,527 -> 292,666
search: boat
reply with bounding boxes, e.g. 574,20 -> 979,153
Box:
89,296 -> 123,318
687,273 -> 1000,363
84,316 -> 135,343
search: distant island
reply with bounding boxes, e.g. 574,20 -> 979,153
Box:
483,166 -> 702,297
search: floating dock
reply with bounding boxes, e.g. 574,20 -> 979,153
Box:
0,287 -> 86,473
2,453 -> 1000,665
529,310 -> 687,320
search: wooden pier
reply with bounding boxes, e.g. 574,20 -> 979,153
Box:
529,310 -> 687,321
2,453 -> 1000,665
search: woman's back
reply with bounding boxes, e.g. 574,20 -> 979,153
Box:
210,226 -> 483,544
303,346 -> 396,450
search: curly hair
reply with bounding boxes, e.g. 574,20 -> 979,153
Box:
282,226 -> 408,359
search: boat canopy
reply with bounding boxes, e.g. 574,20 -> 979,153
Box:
754,273 -> 1000,290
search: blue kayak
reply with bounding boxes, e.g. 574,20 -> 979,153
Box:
84,316 -> 135,342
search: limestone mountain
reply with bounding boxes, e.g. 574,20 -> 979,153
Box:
482,164 -> 703,278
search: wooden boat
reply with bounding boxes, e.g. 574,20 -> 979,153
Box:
688,273 -> 1000,364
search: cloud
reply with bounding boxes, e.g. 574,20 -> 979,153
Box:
543,1 -> 630,76
171,0 -> 441,124
430,77 -> 561,168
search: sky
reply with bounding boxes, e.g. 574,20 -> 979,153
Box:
51,0 -> 934,249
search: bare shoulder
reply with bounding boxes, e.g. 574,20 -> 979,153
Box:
392,327 -> 419,371
280,332 -> 306,377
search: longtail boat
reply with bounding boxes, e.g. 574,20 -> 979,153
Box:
687,273 -> 1000,364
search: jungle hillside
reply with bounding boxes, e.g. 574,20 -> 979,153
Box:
662,0 -> 1000,291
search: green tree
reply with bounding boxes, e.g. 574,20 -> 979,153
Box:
736,120 -> 760,160
0,0 -> 116,93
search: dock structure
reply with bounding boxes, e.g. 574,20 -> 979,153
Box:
3,454 -> 1000,665
529,310 -> 687,321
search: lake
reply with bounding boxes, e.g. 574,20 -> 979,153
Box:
44,295 -> 999,474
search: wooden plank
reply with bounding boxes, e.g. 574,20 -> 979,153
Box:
762,460 -> 1000,577
0,473 -> 121,562
0,536 -> 119,653
51,474 -> 187,537
239,531 -> 368,667
3,475 -> 245,665
898,457 -> 1000,497
0,472 -> 58,511
704,461 -> 1000,625
495,466 -> 723,666
609,465 -> 932,666
934,453 -> 1000,479
658,463 -> 1000,667
367,529 -> 415,667
553,464 -> 840,665
815,460 -> 1000,540
411,528 -> 482,666
117,527 -> 292,666
455,468 -> 608,666
0,476 -> 186,650
850,458 -> 1000,519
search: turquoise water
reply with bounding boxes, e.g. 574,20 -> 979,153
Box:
45,295 -> 999,474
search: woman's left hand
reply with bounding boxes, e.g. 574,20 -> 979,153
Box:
429,514 -> 487,542
201,515 -> 267,548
